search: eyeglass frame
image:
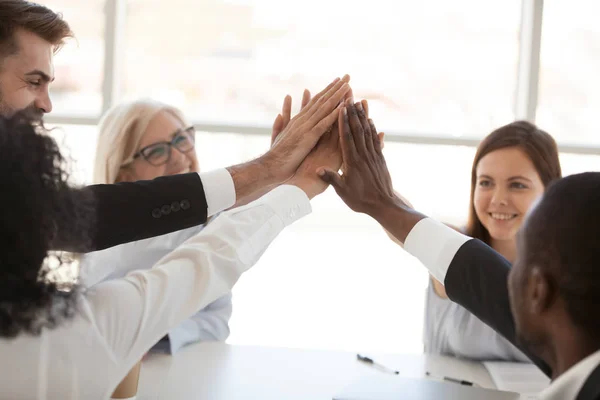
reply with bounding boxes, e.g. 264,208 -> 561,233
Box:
121,126 -> 196,167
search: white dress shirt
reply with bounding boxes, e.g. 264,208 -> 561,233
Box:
404,218 -> 600,399
0,184 -> 311,400
80,222 -> 232,353
537,350 -> 600,400
78,168 -> 238,353
198,169 -> 236,217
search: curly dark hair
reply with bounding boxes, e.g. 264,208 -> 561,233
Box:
0,112 -> 95,338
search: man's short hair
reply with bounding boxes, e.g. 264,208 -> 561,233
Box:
522,172 -> 600,336
0,1 -> 72,60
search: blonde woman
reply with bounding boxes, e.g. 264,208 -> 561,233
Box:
81,99 -> 232,398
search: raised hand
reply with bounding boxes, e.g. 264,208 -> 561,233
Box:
288,109 -> 343,199
271,89 -> 311,145
263,75 -> 351,182
317,102 -> 397,215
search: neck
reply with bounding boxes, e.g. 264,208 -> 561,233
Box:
540,316 -> 600,379
489,238 -> 517,263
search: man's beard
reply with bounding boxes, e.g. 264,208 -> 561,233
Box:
0,87 -> 43,119
0,100 -> 43,120
0,88 -> 14,116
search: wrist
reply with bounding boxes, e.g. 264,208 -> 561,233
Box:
227,157 -> 281,202
370,196 -> 424,243
369,195 -> 405,221
287,177 -> 321,200
258,152 -> 288,185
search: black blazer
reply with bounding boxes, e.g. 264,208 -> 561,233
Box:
444,239 -> 600,400
53,173 -> 209,252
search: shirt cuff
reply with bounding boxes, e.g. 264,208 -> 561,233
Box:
199,169 -> 235,217
404,218 -> 470,283
259,185 -> 312,226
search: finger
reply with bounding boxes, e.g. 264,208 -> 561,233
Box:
282,95 -> 292,128
344,86 -> 354,104
302,76 -> 342,113
271,113 -> 284,144
357,102 -> 375,155
361,99 -> 369,117
306,82 -> 351,127
378,132 -> 385,149
311,102 -> 343,140
338,106 -> 357,163
303,79 -> 348,120
301,89 -> 311,109
287,78 -> 341,130
369,119 -> 383,154
347,103 -> 366,156
317,168 -> 343,190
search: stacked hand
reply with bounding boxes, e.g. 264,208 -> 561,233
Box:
317,102 -> 400,215
267,79 -> 389,201
269,81 -> 348,199
262,75 -> 351,186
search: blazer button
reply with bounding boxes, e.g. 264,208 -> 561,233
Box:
180,199 -> 190,210
152,208 -> 162,219
171,201 -> 181,212
161,205 -> 171,215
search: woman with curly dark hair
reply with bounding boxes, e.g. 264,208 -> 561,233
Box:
0,112 -> 335,398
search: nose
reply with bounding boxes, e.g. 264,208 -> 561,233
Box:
34,90 -> 53,114
169,146 -> 189,169
490,186 -> 509,206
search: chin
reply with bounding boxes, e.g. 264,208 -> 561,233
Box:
489,231 -> 514,242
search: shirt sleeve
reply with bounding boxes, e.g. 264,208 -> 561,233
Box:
84,185 -> 310,371
167,292 -> 233,353
198,169 -> 236,217
79,225 -> 207,287
403,218 -> 470,283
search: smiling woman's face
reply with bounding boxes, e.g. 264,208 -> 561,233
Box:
474,146 -> 545,242
118,110 -> 199,182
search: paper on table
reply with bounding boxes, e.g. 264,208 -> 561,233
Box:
483,362 -> 550,398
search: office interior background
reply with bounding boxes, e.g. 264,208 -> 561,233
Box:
43,0 -> 600,355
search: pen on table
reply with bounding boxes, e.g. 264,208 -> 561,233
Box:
356,354 -> 400,375
425,371 -> 476,386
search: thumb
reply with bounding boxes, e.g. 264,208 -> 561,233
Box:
271,114 -> 283,145
317,168 -> 343,189
378,132 -> 385,149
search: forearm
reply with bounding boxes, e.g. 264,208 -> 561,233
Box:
226,155 -> 283,208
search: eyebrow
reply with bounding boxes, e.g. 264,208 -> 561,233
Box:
24,70 -> 55,83
477,174 -> 533,182
170,126 -> 193,138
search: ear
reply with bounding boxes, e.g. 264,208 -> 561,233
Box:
527,266 -> 555,315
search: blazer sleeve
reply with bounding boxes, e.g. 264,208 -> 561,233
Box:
54,173 -> 208,253
404,218 -> 552,377
444,239 -> 551,376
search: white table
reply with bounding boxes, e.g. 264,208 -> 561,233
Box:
137,343 -> 496,399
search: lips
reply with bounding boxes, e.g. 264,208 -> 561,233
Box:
489,212 -> 518,221
488,213 -> 518,221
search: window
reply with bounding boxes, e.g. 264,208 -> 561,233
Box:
54,122 -> 600,353
40,0 -> 600,354
537,1 -> 600,145
45,0 -> 105,116
123,0 -> 520,137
